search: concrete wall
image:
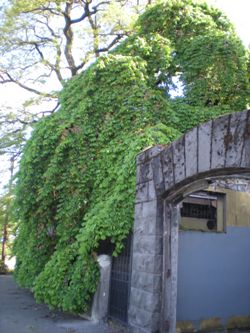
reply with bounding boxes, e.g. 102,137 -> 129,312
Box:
177,189 -> 250,331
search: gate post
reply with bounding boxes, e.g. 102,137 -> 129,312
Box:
91,255 -> 112,322
161,203 -> 179,333
128,146 -> 165,333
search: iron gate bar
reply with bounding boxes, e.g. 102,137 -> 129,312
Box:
108,234 -> 132,324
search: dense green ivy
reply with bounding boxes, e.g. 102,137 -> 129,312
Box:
14,0 -> 249,313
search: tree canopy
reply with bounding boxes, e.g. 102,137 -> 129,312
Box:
0,0 -> 151,103
0,0 -> 153,190
13,0 -> 249,313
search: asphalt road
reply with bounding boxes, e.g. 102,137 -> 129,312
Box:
0,274 -> 125,333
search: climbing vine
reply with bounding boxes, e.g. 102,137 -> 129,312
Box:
13,0 -> 249,313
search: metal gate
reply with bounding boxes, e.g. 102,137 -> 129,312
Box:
108,234 -> 132,324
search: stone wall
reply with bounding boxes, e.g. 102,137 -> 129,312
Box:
128,110 -> 250,333
129,146 -> 165,333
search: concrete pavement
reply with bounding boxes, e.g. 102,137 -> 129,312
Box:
0,274 -> 126,333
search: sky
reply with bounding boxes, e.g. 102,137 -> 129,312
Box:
209,0 -> 250,47
1,0 -> 249,106
0,0 -> 250,192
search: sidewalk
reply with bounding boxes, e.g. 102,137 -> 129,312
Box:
0,274 -> 126,333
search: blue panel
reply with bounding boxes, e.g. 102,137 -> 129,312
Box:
177,227 -> 250,324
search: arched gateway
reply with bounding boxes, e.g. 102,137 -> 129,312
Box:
128,109 -> 250,333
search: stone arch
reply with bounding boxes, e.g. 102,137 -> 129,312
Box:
128,109 -> 250,333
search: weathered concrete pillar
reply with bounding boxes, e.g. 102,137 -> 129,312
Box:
91,255 -> 112,322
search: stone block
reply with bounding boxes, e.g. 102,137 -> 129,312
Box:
133,220 -> 162,239
139,161 -> 153,184
198,120 -> 212,173
131,271 -> 162,294
136,145 -> 164,165
136,166 -> 140,185
132,253 -> 162,274
134,202 -> 143,220
151,155 -> 165,194
134,206 -> 162,236
133,202 -> 146,236
129,305 -> 151,330
136,151 -> 146,165
130,287 -> 161,313
135,181 -> 157,203
172,136 -> 186,184
162,145 -> 175,190
156,200 -> 164,234
137,200 -> 162,236
211,115 -> 230,169
133,235 -> 162,255
225,111 -> 247,167
128,305 -> 160,333
141,200 -> 157,219
135,182 -> 148,203
241,110 -> 250,168
145,145 -> 164,160
148,180 -> 156,201
145,217 -> 163,236
185,128 -> 198,178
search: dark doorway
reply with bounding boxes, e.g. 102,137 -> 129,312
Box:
108,234 -> 132,324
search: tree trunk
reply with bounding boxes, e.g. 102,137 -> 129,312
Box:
1,223 -> 8,263
1,155 -> 14,265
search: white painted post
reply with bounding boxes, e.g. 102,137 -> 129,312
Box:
91,255 -> 112,322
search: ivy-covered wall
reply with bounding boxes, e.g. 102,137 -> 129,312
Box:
13,0 -> 249,313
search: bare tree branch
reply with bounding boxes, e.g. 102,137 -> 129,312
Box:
70,1 -> 110,24
97,33 -> 126,53
0,0 -> 151,167
0,71 -> 53,97
86,3 -> 100,57
0,118 -> 30,126
22,6 -> 61,16
63,2 -> 78,76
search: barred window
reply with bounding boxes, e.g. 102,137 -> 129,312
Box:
180,191 -> 225,232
